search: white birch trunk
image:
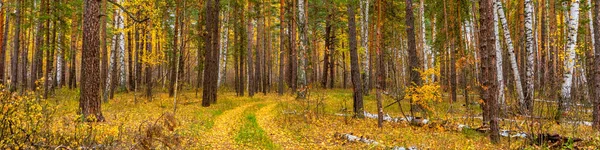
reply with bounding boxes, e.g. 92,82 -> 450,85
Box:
57,33 -> 63,86
297,0 -> 308,98
496,1 -> 525,105
118,17 -> 125,87
420,0 -> 430,75
524,0 -> 535,112
113,0 -> 125,88
493,0 -> 505,108
218,7 -> 230,87
560,0 -> 580,110
360,0 -> 370,90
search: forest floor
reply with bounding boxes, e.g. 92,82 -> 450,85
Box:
21,88 -> 600,149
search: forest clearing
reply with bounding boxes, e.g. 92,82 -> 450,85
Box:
1,0 -> 600,149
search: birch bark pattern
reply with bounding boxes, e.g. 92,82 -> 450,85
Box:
524,0 -> 535,113
496,1 -> 525,106
559,0 -> 580,113
218,5 -> 230,87
360,0 -> 370,93
493,0 -> 505,108
297,0 -> 308,99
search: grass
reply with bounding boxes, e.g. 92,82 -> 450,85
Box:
4,87 -> 598,149
235,112 -> 278,149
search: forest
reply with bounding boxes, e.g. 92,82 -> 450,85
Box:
0,0 -> 599,149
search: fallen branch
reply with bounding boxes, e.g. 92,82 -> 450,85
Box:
334,132 -> 379,145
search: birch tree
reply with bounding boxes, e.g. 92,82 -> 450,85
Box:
493,0 -> 505,108
57,36 -> 64,87
117,6 -> 126,88
559,0 -> 580,114
297,0 -> 308,99
359,0 -> 370,92
495,1 -> 525,107
420,0 -> 430,76
524,0 -> 534,113
218,4 -> 230,87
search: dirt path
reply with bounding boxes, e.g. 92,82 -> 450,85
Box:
256,102 -> 301,148
205,101 -> 262,149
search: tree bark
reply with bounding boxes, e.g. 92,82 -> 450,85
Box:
524,0 -> 535,114
592,0 -> 600,130
375,0 -> 384,128
479,0 -> 499,143
406,0 -> 421,87
218,5 -> 230,87
279,0 -> 285,95
360,0 -> 370,94
145,26 -> 152,99
493,0 -> 505,109
169,0 -> 180,97
81,0 -> 104,121
0,8 -> 7,85
496,1 -> 525,106
202,0 -> 220,106
558,0 -> 580,116
348,3 -> 364,118
10,0 -> 21,92
296,0 -> 308,99
247,6 -> 255,97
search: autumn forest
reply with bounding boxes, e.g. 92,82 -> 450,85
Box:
1,0 -> 600,149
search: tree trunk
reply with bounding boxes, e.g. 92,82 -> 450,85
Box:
375,0 -> 384,128
127,31 -> 134,91
255,5 -> 263,94
479,0 -> 499,143
323,7 -> 332,88
247,7 -> 255,97
558,0 -> 580,117
592,0 -> 600,130
278,0 -> 285,95
289,0 -> 297,93
100,0 -> 108,99
218,5 -> 230,87
202,0 -> 220,106
496,1 -> 525,106
0,9 -> 7,85
360,0 -> 370,94
296,0 -> 308,99
493,0 -> 505,109
348,3 -> 364,118
145,26 -> 153,99
169,0 -> 180,97
10,0 -> 20,92
420,0 -> 430,78
117,3 -> 125,90
406,0 -> 422,87
81,0 -> 104,122
524,0 -> 535,114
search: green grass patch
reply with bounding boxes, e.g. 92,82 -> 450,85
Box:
235,106 -> 278,149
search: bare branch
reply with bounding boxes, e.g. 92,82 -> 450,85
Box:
106,0 -> 150,23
